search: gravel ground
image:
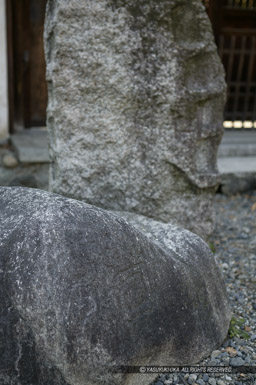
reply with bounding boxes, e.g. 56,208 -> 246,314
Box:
152,192 -> 256,385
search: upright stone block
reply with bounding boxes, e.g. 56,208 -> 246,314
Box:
45,0 -> 226,238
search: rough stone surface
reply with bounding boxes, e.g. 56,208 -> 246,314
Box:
0,187 -> 230,385
0,280 -> 69,385
44,0 -> 226,239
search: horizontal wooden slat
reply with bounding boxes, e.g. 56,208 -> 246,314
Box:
221,28 -> 256,35
224,2 -> 256,9
222,49 -> 256,53
228,81 -> 256,86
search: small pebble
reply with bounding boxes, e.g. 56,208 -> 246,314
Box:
217,380 -> 226,385
208,379 -> 216,385
230,357 -> 245,367
196,380 -> 205,385
234,337 -> 244,345
3,154 -> 18,168
208,360 -> 217,366
244,356 -> 251,363
221,357 -> 230,364
188,374 -> 197,385
203,374 -> 209,382
211,350 -> 221,360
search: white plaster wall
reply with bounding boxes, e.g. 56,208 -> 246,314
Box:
0,0 -> 8,139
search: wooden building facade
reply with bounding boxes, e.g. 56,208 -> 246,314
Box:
204,0 -> 256,128
0,0 -> 256,137
6,0 -> 47,133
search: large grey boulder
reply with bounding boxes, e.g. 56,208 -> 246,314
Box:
0,187 -> 230,385
44,0 -> 226,239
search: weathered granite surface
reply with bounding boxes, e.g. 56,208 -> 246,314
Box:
0,286 -> 68,385
44,0 -> 226,239
0,187 -> 230,385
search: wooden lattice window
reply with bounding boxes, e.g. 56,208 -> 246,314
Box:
219,32 -> 256,123
202,0 -> 256,128
224,0 -> 256,9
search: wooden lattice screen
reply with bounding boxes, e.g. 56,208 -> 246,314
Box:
203,0 -> 256,128
224,0 -> 256,8
219,32 -> 256,123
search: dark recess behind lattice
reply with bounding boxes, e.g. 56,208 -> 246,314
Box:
203,0 -> 256,127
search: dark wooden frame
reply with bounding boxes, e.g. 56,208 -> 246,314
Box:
204,0 -> 256,124
6,0 -> 14,133
6,0 -> 47,132
219,30 -> 256,122
6,0 -> 28,131
207,0 -> 224,44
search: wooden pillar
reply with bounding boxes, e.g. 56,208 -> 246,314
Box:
207,0 -> 224,45
0,0 -> 9,139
